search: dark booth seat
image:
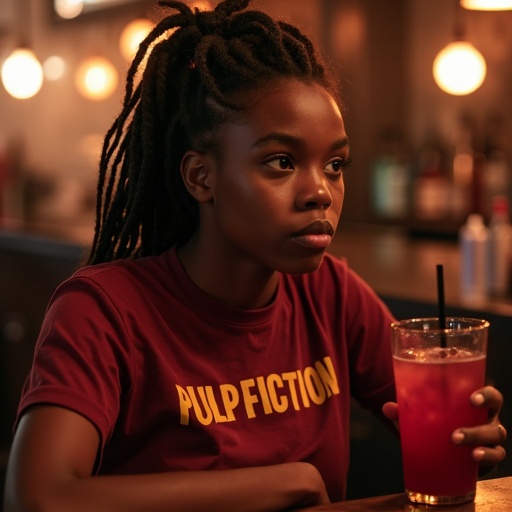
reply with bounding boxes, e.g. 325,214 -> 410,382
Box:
0,231 -> 86,501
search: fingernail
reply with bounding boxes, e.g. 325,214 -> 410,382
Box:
452,430 -> 465,444
472,393 -> 485,406
473,448 -> 485,461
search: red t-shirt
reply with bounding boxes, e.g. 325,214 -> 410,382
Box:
17,248 -> 395,501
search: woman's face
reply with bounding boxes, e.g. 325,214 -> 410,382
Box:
202,78 -> 349,275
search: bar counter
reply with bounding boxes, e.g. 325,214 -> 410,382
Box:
329,222 -> 512,317
302,476 -> 512,511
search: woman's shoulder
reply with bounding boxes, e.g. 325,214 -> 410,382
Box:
51,250 -> 177,311
72,250 -> 172,286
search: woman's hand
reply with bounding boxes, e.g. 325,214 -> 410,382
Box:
382,385 -> 507,471
451,386 -> 507,470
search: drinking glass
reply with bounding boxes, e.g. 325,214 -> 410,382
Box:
391,317 -> 489,505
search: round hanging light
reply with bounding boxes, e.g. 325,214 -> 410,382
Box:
1,48 -> 44,99
119,18 -> 155,62
54,0 -> 85,19
461,0 -> 512,10
433,41 -> 486,95
43,55 -> 66,81
75,56 -> 119,101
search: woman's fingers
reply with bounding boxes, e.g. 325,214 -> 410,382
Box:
452,385 -> 507,466
382,402 -> 398,422
383,386 -> 507,467
470,386 -> 504,420
381,401 -> 399,431
452,422 -> 507,448
471,444 -> 507,465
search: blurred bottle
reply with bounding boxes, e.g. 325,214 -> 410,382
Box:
450,142 -> 473,221
413,146 -> 450,221
481,116 -> 510,220
487,195 -> 511,297
449,114 -> 476,221
483,151 -> 510,216
371,129 -> 409,220
459,213 -> 488,305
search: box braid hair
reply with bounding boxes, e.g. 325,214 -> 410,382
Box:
88,0 -> 338,264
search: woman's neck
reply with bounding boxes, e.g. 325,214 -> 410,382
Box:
177,235 -> 279,310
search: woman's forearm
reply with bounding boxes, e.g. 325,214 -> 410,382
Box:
7,462 -> 329,512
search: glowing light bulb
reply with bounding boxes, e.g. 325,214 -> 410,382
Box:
119,18 -> 155,62
43,56 -> 66,81
461,0 -> 512,10
1,48 -> 44,99
75,57 -> 119,101
433,41 -> 486,95
54,0 -> 84,19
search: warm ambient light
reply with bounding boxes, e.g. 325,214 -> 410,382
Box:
461,0 -> 512,10
54,0 -> 85,19
433,41 -> 486,95
1,48 -> 44,99
119,18 -> 155,62
120,2 -> 210,76
43,56 -> 66,81
191,0 -> 213,9
75,56 -> 119,101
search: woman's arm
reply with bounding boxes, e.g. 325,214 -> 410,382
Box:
4,406 -> 329,512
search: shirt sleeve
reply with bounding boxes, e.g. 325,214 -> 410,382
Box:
342,265 -> 397,410
15,274 -> 134,452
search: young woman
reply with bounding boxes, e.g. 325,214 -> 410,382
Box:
4,1 -> 506,511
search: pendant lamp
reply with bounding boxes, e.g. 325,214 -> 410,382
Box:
461,0 -> 512,10
1,0 -> 43,99
433,2 -> 486,95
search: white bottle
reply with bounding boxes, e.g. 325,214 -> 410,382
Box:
459,213 -> 488,305
487,195 -> 511,297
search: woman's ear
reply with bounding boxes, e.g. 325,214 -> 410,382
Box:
180,151 -> 214,202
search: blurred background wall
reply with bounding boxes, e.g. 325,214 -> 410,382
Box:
0,0 -> 511,243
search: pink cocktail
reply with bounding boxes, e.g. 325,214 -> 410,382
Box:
391,318 -> 488,506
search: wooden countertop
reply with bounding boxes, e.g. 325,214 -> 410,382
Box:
301,476 -> 512,511
329,223 -> 512,317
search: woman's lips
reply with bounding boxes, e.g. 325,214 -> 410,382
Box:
293,233 -> 333,249
292,220 -> 334,249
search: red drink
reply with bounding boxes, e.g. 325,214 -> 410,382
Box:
394,348 -> 487,502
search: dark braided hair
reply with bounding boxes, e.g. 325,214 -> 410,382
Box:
87,0 -> 338,265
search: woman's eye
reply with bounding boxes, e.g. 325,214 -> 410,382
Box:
265,156 -> 294,171
325,158 -> 352,174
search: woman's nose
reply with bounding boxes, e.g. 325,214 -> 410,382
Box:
295,171 -> 333,210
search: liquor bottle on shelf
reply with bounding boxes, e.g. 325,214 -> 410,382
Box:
487,195 -> 512,298
459,213 -> 488,306
371,129 -> 409,221
481,116 -> 511,221
412,146 -> 450,222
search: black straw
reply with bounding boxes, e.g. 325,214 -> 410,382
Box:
436,264 -> 447,348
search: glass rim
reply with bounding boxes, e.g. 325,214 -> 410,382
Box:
391,317 -> 489,334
